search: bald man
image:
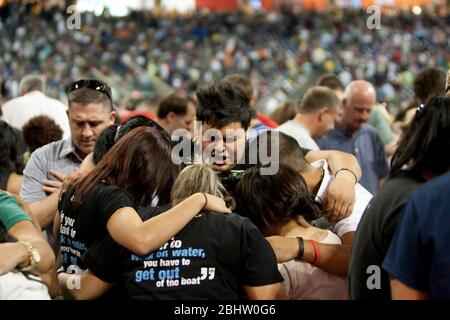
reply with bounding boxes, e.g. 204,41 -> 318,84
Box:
317,80 -> 389,194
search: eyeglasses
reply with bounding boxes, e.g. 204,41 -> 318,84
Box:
67,79 -> 113,102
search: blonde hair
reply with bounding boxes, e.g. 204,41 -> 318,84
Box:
171,164 -> 235,210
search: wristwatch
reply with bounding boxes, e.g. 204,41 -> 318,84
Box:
18,241 -> 41,272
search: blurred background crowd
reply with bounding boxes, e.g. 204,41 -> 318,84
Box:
1,0 -> 448,116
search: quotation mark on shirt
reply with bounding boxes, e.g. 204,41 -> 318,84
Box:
200,267 -> 216,280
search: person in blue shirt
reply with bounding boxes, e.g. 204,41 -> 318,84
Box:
383,172 -> 450,300
317,80 -> 389,194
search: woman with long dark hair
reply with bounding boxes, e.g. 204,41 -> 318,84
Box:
55,126 -> 230,274
59,164 -> 284,300
0,120 -> 24,194
235,164 -> 348,300
349,96 -> 450,300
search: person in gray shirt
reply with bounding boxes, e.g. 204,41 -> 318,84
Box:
20,79 -> 116,229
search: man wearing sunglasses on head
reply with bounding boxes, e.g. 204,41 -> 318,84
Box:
20,79 -> 116,235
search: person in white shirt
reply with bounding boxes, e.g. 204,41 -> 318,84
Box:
308,159 -> 372,239
277,86 -> 340,150
0,270 -> 51,300
1,74 -> 70,138
274,132 -> 372,243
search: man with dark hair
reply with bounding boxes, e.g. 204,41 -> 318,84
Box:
189,82 -> 366,279
195,81 -> 252,173
156,92 -> 196,137
20,79 -> 116,230
1,74 -> 70,138
277,86 -> 340,150
190,80 -> 363,223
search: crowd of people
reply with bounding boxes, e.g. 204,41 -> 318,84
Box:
0,3 -> 449,301
0,2 -> 449,115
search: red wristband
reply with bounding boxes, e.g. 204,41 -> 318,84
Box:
310,240 -> 321,265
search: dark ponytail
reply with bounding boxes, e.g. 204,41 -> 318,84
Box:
390,96 -> 450,177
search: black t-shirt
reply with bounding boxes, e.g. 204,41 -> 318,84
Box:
349,171 -> 426,300
83,206 -> 283,300
58,183 -> 135,271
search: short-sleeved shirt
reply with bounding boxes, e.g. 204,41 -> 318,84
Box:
2,91 -> 70,139
58,184 -> 135,271
383,172 -> 450,299
20,139 -> 83,203
0,192 -> 32,230
317,123 -> 389,194
83,206 -> 283,300
277,120 -> 320,151
349,171 -> 425,300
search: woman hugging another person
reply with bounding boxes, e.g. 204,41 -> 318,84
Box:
55,126 -> 230,292
235,164 -> 348,300
59,164 -> 285,300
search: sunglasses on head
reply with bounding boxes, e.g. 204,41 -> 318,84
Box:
67,79 -> 113,102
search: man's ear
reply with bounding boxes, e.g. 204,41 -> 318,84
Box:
167,112 -> 175,122
110,111 -> 117,124
342,98 -> 349,109
317,107 -> 328,122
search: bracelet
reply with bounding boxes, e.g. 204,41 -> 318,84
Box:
296,237 -> 304,260
335,168 -> 358,185
201,193 -> 208,211
310,240 -> 321,265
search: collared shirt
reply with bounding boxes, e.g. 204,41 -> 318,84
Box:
316,123 -> 389,194
20,139 -> 83,203
311,160 -> 373,238
1,91 -> 70,139
277,120 -> 320,150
